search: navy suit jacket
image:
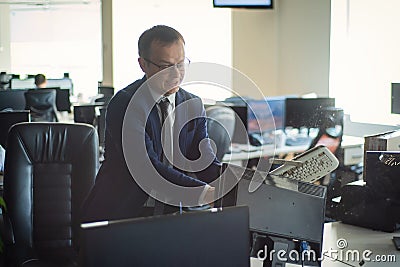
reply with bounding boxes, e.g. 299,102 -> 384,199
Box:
81,77 -> 221,222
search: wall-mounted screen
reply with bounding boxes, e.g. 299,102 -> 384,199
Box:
213,0 -> 273,8
391,83 -> 400,114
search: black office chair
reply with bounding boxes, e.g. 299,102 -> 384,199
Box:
308,107 -> 344,156
205,105 -> 236,161
1,122 -> 99,267
24,89 -> 59,122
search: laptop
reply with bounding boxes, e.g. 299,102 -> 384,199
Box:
80,206 -> 250,267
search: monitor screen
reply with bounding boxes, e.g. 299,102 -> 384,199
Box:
247,99 -> 275,134
285,98 -> 335,129
214,0 -> 273,8
0,110 -> 30,148
265,97 -> 286,131
55,88 -> 71,112
46,78 -> 73,92
225,103 -> 248,144
0,90 -> 27,111
10,78 -> 35,90
391,83 -> 400,114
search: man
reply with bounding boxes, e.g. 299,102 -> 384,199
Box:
81,25 -> 220,222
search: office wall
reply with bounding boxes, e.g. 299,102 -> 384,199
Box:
101,0 -> 113,87
0,5 -> 11,72
111,0 -> 232,100
232,0 -> 331,98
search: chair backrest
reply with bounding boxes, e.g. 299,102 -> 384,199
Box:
206,105 -> 236,161
24,89 -> 58,122
308,107 -> 344,156
3,122 -> 99,265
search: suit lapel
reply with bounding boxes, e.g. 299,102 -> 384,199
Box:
148,100 -> 162,156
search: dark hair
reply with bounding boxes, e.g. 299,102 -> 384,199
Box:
138,25 -> 185,58
34,74 -> 46,86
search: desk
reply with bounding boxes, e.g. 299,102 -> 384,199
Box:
223,135 -> 364,167
222,143 -> 309,164
251,222 -> 400,267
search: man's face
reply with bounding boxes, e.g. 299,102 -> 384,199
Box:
139,39 -> 186,96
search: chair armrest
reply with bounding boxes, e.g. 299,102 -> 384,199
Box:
0,212 -> 15,245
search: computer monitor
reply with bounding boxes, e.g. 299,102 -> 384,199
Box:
80,206 -> 250,267
213,0 -> 273,9
98,86 -> 114,96
10,78 -> 35,90
265,97 -> 286,131
246,99 -> 275,135
285,98 -> 335,129
218,163 -> 326,266
0,110 -> 30,148
46,78 -> 74,93
55,88 -> 71,112
224,103 -> 248,144
391,83 -> 400,114
0,90 -> 27,111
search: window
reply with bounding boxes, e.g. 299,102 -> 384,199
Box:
10,2 -> 102,100
330,0 -> 400,125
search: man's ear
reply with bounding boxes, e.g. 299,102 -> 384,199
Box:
138,57 -> 146,73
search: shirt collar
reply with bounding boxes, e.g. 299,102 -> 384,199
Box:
149,87 -> 177,107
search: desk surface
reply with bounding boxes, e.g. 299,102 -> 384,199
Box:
251,222 -> 400,267
223,135 -> 364,164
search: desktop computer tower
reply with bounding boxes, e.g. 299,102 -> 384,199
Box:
339,151 -> 400,232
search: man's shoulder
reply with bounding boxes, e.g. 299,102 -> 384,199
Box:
108,77 -> 146,106
177,88 -> 202,101
118,77 -> 146,96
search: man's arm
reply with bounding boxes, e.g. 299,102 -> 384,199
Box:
189,108 -> 222,184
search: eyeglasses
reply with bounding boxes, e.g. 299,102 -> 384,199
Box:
143,57 -> 191,71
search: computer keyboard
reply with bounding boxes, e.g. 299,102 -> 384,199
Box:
269,145 -> 339,183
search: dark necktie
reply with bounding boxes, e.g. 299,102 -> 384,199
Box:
154,97 -> 171,215
159,98 -> 170,126
158,97 -> 173,165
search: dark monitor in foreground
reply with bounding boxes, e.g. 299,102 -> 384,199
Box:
285,98 -> 335,129
225,103 -> 248,144
0,110 -> 30,148
81,206 -> 250,267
